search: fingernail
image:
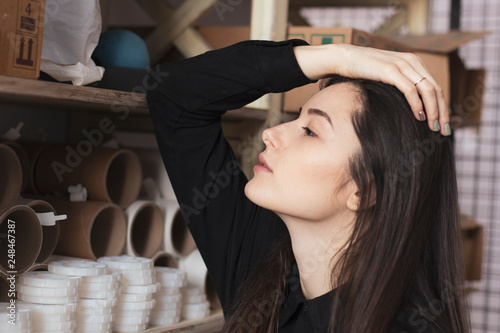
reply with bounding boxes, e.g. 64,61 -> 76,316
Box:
444,123 -> 451,136
433,120 -> 440,132
419,111 -> 426,121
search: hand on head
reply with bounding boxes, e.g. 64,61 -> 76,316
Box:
294,44 -> 450,136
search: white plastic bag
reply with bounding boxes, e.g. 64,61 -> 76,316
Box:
41,0 -> 104,85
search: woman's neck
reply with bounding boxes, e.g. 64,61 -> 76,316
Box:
279,212 -> 355,300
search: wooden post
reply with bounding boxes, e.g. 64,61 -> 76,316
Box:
243,0 -> 289,177
136,0 -> 212,59
406,0 -> 429,35
145,0 -> 219,64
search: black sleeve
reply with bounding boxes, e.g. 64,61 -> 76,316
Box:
146,39 -> 315,314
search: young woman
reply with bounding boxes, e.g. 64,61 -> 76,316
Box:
147,39 -> 469,332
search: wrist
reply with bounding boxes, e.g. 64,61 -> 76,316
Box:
293,44 -> 344,81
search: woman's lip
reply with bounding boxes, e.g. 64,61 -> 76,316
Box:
256,154 -> 272,172
254,164 -> 272,173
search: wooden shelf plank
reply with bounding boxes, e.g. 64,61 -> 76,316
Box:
144,311 -> 224,333
290,0 -> 412,7
0,75 -> 149,114
0,75 -> 269,122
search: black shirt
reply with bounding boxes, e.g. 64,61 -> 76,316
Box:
147,40 -> 436,333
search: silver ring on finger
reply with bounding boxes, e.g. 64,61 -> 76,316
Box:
414,76 -> 426,86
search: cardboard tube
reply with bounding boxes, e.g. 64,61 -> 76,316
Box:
17,198 -> 61,264
2,141 -> 30,194
125,200 -> 164,258
179,249 -> 207,289
34,146 -> 142,208
16,142 -> 47,195
0,143 -> 22,213
27,263 -> 48,271
151,251 -> 178,268
134,149 -> 177,201
44,198 -> 127,260
164,200 -> 196,258
0,273 -> 9,302
0,205 -> 42,275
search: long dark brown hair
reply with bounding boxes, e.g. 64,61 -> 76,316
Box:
224,76 -> 470,332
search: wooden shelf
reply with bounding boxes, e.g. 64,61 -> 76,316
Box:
0,75 -> 149,114
145,311 -> 224,333
0,75 -> 268,121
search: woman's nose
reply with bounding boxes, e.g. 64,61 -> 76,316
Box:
262,123 -> 286,149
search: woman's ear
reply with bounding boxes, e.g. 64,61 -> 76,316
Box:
347,186 -> 376,211
347,191 -> 361,211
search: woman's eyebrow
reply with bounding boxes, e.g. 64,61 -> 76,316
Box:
307,108 -> 333,128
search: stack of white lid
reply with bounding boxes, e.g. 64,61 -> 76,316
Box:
97,256 -> 158,332
0,302 -> 32,333
180,286 -> 210,320
150,267 -> 187,325
15,270 -> 83,333
77,270 -> 121,333
47,260 -> 114,333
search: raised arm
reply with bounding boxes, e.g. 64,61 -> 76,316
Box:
294,44 -> 450,135
147,40 -> 314,314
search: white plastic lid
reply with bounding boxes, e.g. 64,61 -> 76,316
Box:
77,298 -> 116,310
180,286 -> 206,296
155,267 -> 186,281
0,302 -> 32,320
120,282 -> 159,295
76,306 -> 114,317
182,301 -> 210,312
19,271 -> 82,289
32,311 -> 75,323
154,293 -> 182,305
97,256 -> 153,271
157,278 -> 185,288
149,315 -> 180,326
182,293 -> 207,304
21,302 -> 77,315
115,309 -> 150,319
76,321 -> 112,331
17,292 -> 78,305
154,300 -> 182,311
112,322 -> 148,332
33,318 -> 76,331
113,314 -> 149,326
0,320 -> 32,330
17,284 -> 78,298
117,268 -> 154,278
80,281 -> 120,292
75,313 -> 114,324
82,271 -> 121,284
155,287 -> 180,296
151,308 -> 181,319
48,260 -> 108,277
115,299 -> 155,311
120,275 -> 156,286
79,289 -> 120,299
182,308 -> 211,320
118,293 -> 152,303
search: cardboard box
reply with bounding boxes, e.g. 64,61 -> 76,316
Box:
395,31 -> 488,127
0,0 -> 45,79
198,27 -> 487,127
461,214 -> 484,281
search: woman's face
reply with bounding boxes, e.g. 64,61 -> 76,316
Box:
245,83 -> 363,222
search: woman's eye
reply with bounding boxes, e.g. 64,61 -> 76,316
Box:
302,127 -> 317,137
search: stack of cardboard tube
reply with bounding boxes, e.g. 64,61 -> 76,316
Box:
0,141 -> 221,329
